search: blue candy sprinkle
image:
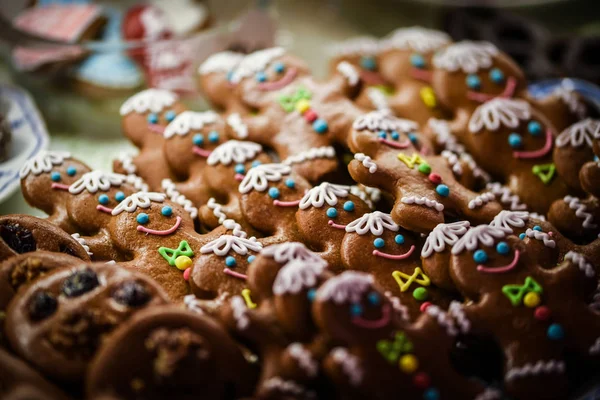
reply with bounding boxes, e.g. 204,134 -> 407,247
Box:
466,74 -> 481,90
313,119 -> 328,134
252,160 -> 262,167
489,68 -> 505,84
473,249 -> 488,264
285,178 -> 295,188
533,225 -> 542,231
327,207 -> 338,218
350,303 -> 363,316
368,292 -> 380,305
268,187 -> 280,199
519,233 -> 526,240
115,191 -> 125,202
225,256 -> 237,267
247,255 -> 256,263
208,130 -> 219,143
410,53 -> 425,69
256,71 -> 267,82
378,131 -> 387,139
408,133 -> 418,143
508,133 -> 522,148
391,131 -> 400,140
137,213 -> 149,224
165,110 -> 176,122
66,166 -> 77,176
423,388 -> 440,400
98,194 -> 109,205
360,56 -> 376,71
436,184 -> 450,197
307,288 -> 317,302
273,62 -> 285,73
226,71 -> 234,82
528,121 -> 542,136
193,134 -> 204,146
147,113 -> 158,124
496,241 -> 510,255
343,201 -> 355,212
161,206 -> 173,217
395,234 -> 405,244
50,172 -> 61,182
374,238 -> 385,248
547,323 -> 564,340
235,164 -> 246,174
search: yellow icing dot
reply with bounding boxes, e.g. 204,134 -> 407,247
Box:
524,292 -> 541,308
295,99 -> 311,114
420,87 -> 437,108
399,354 -> 419,374
175,255 -> 193,271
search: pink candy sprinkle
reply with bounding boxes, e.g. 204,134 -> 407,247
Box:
428,173 -> 441,184
183,267 -> 191,281
534,306 -> 551,321
419,301 -> 432,312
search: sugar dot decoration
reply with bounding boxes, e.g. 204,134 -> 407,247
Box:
51,172 -> 61,182
519,233 -> 526,240
225,256 -> 237,267
473,249 -> 488,263
313,119 -> 329,134
466,74 -> 481,90
367,292 -> 380,305
428,173 -> 441,184
175,255 -> 192,271
496,241 -> 510,255
508,133 -> 522,148
327,207 -> 338,218
268,187 -> 280,199
524,292 -> 541,308
256,71 -> 267,82
285,178 -> 295,188
137,213 -> 149,224
374,238 -> 385,248
161,206 -> 173,217
528,121 -> 542,136
391,131 -> 400,140
193,134 -> 204,146
147,113 -> 158,124
343,201 -> 355,212
400,354 -> 419,373
252,160 -> 262,168
98,194 -> 109,205
423,388 -> 440,400
408,133 -> 418,144
247,255 -> 256,263
273,62 -> 285,74
378,131 -> 387,139
533,225 -> 542,231
350,303 -> 363,316
66,166 -> 77,176
395,234 -> 405,244
418,163 -> 431,174
413,287 -> 428,301
307,288 -> 317,302
547,323 -> 564,340
115,191 -> 125,202
234,164 -> 245,174
410,53 -> 425,69
165,110 -> 176,122
435,184 -> 450,197
208,131 -> 219,143
534,306 -> 551,320
489,68 -> 504,84
360,56 -> 377,71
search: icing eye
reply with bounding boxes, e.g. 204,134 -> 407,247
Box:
373,238 -> 385,248
367,292 -> 380,306
528,121 -> 542,136
466,74 -> 481,90
115,191 -> 125,202
98,194 -> 109,205
268,187 -> 280,199
208,131 -> 220,143
360,56 -> 376,71
285,179 -> 295,188
390,131 -> 400,140
252,160 -> 262,168
489,68 -> 504,84
496,241 -> 510,255
136,213 -> 149,224
161,206 -> 173,217
193,134 -> 204,146
66,166 -> 77,176
256,72 -> 267,82
377,131 -> 387,139
226,71 -> 234,82
50,172 -> 61,182
147,113 -> 159,124
247,255 -> 256,263
408,133 -> 418,144
350,303 -> 363,316
533,225 -> 542,231
410,54 -> 425,69
473,249 -> 488,264
273,62 -> 285,74
307,288 -> 317,302
343,201 -> 355,212
519,233 -> 526,240
508,133 -> 522,148
234,164 -> 246,174
164,110 -> 176,122
225,256 -> 237,267
326,207 -> 338,218
395,234 -> 405,244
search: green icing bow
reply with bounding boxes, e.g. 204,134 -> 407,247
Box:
158,240 -> 194,266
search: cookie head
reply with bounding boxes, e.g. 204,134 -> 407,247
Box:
467,99 -> 554,171
431,41 -> 525,110
314,271 -> 392,343
4,262 -> 168,381
328,36 -> 385,86
197,51 -> 245,109
238,163 -> 310,234
341,211 -> 418,270
163,111 -> 227,176
120,89 -> 186,144
350,110 -> 422,154
229,48 -> 310,105
20,151 -> 90,212
190,234 -> 263,299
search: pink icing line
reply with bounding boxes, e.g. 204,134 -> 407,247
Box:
372,245 -> 416,260
359,70 -> 387,86
273,199 -> 301,207
378,137 -> 411,149
96,205 -> 113,214
410,68 -> 432,83
51,183 -> 70,191
328,220 -> 346,229
477,249 -> 520,274
224,268 -> 247,280
193,146 -> 212,158
467,76 -> 518,103
258,68 -> 298,91
137,216 -> 182,236
147,124 -> 166,134
513,129 -> 553,159
351,304 -> 391,329
235,173 -> 245,181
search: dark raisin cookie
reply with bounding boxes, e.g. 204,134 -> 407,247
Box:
5,263 -> 169,382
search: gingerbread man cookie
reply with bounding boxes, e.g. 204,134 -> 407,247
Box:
87,305 -> 256,400
115,89 -> 186,190
5,262 -> 169,382
197,51 -> 246,113
347,110 -> 502,232
313,271 -> 500,400
198,47 -> 366,182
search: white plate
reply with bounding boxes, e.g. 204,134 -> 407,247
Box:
0,85 -> 49,204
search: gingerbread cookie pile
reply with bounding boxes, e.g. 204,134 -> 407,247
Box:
2,26 -> 600,400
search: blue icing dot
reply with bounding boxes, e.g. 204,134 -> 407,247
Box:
147,113 -> 158,124
115,191 -> 125,202
423,388 -> 440,400
368,292 -> 380,305
547,323 -> 564,340
268,187 -> 280,199
235,164 -> 246,174
50,172 -> 61,182
66,166 -> 77,176
252,160 -> 262,167
273,62 -> 285,73
528,121 -> 542,136
247,255 -> 256,263
327,207 -> 338,218
285,179 -> 295,188
360,56 -> 377,71
164,110 -> 176,122
390,131 -> 400,140
466,74 -> 481,90
225,256 -> 237,267
161,206 -> 173,217
408,133 -> 418,143
496,241 -> 510,255
395,234 -> 405,244
137,213 -> 149,224
307,288 -> 317,302
208,131 -> 220,143
193,134 -> 204,146
313,119 -> 328,134
533,225 -> 542,231
374,238 -> 385,248
256,71 -> 267,82
508,133 -> 522,148
350,303 -> 363,316
343,201 -> 355,212
519,233 -> 526,240
436,184 -> 450,197
489,68 -> 505,84
410,53 -> 425,69
378,131 -> 387,139
473,249 -> 488,263
98,194 -> 109,205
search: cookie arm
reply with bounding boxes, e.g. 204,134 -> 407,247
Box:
321,347 -> 368,400
75,231 -> 119,261
328,61 -> 364,100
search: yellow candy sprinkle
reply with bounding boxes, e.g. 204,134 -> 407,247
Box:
524,292 -> 541,308
420,87 -> 437,108
175,255 -> 193,271
399,354 -> 419,374
295,99 -> 311,114
242,288 -> 257,309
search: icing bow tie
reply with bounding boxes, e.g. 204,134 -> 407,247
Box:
502,276 -> 543,306
158,240 -> 194,266
278,86 -> 312,112
376,331 -> 412,364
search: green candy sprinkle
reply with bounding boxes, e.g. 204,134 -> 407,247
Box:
418,163 -> 431,174
413,287 -> 429,301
